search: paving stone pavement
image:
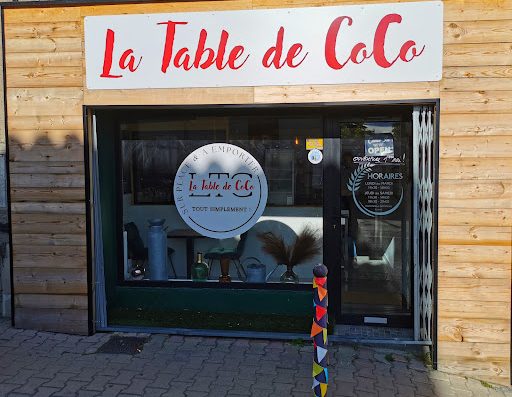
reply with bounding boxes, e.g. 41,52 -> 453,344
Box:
0,319 -> 511,397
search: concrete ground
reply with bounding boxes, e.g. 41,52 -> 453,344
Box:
0,319 -> 510,397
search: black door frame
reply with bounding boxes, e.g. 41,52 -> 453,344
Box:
323,108 -> 417,328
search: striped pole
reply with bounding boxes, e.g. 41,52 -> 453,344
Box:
311,264 -> 328,397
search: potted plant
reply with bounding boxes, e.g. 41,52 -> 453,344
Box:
257,225 -> 321,283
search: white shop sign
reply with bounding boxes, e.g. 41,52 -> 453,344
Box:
84,1 -> 443,89
173,143 -> 268,239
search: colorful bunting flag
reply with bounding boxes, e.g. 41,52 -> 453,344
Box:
312,264 -> 328,397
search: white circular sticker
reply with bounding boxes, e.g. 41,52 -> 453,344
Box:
308,148 -> 323,164
173,143 -> 268,239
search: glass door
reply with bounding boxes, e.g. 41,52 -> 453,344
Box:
328,113 -> 414,327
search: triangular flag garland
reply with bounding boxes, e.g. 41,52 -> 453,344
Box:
316,346 -> 328,363
316,305 -> 327,321
310,321 -> 323,338
312,264 -> 328,397
317,286 -> 327,301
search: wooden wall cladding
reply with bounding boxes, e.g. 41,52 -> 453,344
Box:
437,1 -> 512,385
3,7 -> 87,335
3,0 -> 511,384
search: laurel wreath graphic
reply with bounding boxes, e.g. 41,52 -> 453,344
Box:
347,163 -> 374,192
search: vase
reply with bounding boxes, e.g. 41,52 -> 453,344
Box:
280,265 -> 299,283
147,218 -> 167,280
192,252 -> 209,281
219,257 -> 231,283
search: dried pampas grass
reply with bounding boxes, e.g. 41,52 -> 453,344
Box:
257,225 -> 321,268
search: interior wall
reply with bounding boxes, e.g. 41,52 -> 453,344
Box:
122,195 -> 323,281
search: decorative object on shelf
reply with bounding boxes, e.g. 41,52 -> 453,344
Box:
244,257 -> 266,283
312,264 -> 328,397
125,221 -> 176,281
147,218 -> 168,280
130,265 -> 145,280
280,264 -> 299,283
257,225 -> 321,283
219,258 -> 231,283
206,233 -> 248,282
192,252 -> 209,281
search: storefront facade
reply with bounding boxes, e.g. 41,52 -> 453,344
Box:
2,0 -> 511,386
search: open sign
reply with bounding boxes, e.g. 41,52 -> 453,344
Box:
365,139 -> 394,157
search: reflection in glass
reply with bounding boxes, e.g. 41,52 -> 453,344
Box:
341,121 -> 412,318
119,114 -> 323,285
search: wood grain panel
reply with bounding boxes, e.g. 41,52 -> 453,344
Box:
4,21 -> 82,39
439,158 -> 512,180
84,87 -> 254,105
440,136 -> 512,158
80,0 -> 253,16
10,188 -> 85,203
444,43 -> 512,67
9,115 -> 84,131
9,130 -> 83,145
441,91 -> 512,114
7,88 -> 83,117
439,225 -> 511,246
6,38 -> 82,54
439,318 -> 510,344
441,77 -> 512,91
6,52 -> 83,68
15,294 -> 87,310
6,67 -> 83,88
13,251 -> 87,269
439,180 -> 512,203
444,19 -> 512,44
13,268 -> 87,294
11,202 -> 85,214
4,7 -> 81,24
10,162 -> 84,175
439,300 -> 511,320
438,285 -> 510,303
443,66 -> 512,79
438,262 -> 511,280
439,208 -> 512,226
11,213 -> 86,234
437,342 -> 510,384
12,233 -> 86,246
444,0 -> 512,21
9,144 -> 84,163
440,113 -> 512,136
10,174 -> 85,189
14,308 -> 88,335
440,196 -> 512,209
439,277 -> 510,290
12,244 -> 87,256
439,245 -> 511,264
254,82 -> 439,103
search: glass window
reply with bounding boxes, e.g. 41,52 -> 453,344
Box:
340,120 -> 412,316
120,113 -> 323,286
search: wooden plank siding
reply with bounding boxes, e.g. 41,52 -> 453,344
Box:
3,7 -> 87,335
3,0 -> 511,385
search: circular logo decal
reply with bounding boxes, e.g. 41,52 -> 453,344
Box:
308,149 -> 323,164
173,143 -> 268,239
